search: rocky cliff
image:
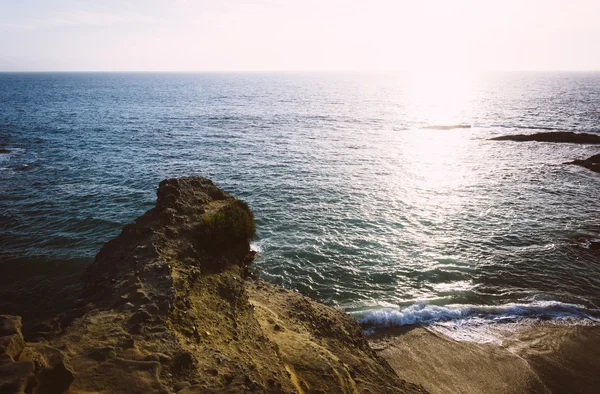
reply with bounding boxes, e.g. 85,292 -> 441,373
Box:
1,177 -> 425,394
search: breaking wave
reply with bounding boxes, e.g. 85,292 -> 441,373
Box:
353,300 -> 600,329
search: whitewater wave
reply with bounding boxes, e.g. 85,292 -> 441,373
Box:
250,241 -> 264,253
352,300 -> 599,329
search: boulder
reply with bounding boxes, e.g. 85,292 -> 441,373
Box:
0,334 -> 25,360
0,315 -> 22,337
0,360 -> 36,394
20,344 -> 75,394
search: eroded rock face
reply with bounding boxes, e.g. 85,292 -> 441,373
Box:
21,344 -> 75,394
0,315 -> 77,394
0,315 -> 36,394
8,177 -> 424,393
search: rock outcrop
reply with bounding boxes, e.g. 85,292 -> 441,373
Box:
2,177 -> 425,394
489,131 -> 600,144
566,154 -> 600,173
0,314 -> 75,394
0,315 -> 36,393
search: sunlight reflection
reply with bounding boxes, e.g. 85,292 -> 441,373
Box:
404,71 -> 477,126
404,130 -> 470,189
396,72 -> 478,192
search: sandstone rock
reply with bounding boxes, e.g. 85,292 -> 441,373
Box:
30,318 -> 62,338
0,354 -> 13,366
0,334 -> 25,360
91,357 -> 168,394
174,380 -> 192,391
118,337 -> 135,349
8,177 -> 425,394
84,347 -> 116,362
172,351 -> 194,373
0,360 -> 36,394
0,315 -> 22,337
144,353 -> 171,363
27,344 -> 75,394
127,310 -> 151,326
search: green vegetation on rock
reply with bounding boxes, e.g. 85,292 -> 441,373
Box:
200,199 -> 256,248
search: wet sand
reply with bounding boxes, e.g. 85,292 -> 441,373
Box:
370,324 -> 600,393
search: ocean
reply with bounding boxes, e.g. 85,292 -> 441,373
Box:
1,72 -> 599,341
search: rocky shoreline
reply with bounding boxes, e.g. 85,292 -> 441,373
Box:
0,177 -> 426,394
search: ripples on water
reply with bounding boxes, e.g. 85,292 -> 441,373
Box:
1,72 -> 600,333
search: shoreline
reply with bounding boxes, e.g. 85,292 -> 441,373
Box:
1,176 -> 599,393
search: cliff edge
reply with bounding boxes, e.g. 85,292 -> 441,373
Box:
1,177 -> 425,394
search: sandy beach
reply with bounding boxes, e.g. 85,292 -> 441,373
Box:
370,324 -> 600,393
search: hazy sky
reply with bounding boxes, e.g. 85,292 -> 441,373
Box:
1,0 -> 600,71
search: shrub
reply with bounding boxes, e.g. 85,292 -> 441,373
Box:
200,199 -> 255,249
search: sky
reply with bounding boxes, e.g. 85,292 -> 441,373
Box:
1,0 -> 600,72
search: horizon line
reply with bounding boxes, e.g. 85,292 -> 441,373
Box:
2,69 -> 600,74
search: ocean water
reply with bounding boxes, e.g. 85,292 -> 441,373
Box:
1,72 -> 600,338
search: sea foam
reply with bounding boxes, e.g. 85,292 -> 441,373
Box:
353,300 -> 599,339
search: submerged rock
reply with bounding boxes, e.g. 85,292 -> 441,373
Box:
489,131 -> 600,144
2,177 -> 425,393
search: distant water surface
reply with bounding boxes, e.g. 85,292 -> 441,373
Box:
1,72 -> 600,339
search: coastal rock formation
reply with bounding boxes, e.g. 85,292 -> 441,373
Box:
2,177 -> 425,394
0,314 -> 76,394
489,131 -> 600,144
566,154 -> 600,173
0,315 -> 36,393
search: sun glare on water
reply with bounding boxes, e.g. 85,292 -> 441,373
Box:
398,72 -> 478,188
404,71 -> 477,127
